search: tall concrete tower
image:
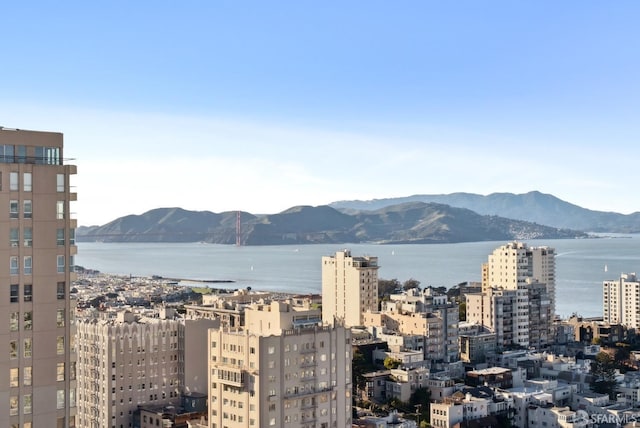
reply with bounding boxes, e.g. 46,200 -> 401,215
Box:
0,128 -> 77,427
321,249 -> 379,327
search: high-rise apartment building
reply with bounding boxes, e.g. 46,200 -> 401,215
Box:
482,241 -> 556,316
603,273 -> 640,328
322,250 -> 379,327
75,312 -> 184,428
208,299 -> 352,428
0,128 -> 77,427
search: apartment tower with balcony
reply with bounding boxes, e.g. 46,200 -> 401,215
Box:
0,128 -> 77,427
321,250 -> 379,327
208,299 -> 352,428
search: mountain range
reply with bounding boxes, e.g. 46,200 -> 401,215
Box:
76,191 -> 626,245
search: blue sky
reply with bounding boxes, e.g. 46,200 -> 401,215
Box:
1,1 -> 639,226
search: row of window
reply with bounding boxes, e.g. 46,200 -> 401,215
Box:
9,336 -> 64,359
9,255 -> 73,277
9,199 -> 66,219
0,171 -> 65,192
9,227 -> 75,247
0,144 -> 61,165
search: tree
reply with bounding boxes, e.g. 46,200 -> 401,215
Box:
590,351 -> 618,399
459,302 -> 467,321
378,278 -> 401,298
403,278 -> 421,291
383,357 -> 402,370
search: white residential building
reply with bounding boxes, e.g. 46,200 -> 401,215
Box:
603,272 -> 640,328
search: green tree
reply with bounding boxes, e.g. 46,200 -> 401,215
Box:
409,387 -> 430,423
383,357 -> 402,370
590,351 -> 618,399
378,278 -> 401,298
459,302 -> 467,321
403,278 -> 421,291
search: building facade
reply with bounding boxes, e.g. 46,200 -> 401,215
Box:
322,250 -> 379,327
76,312 -> 184,428
208,299 -> 352,428
0,128 -> 77,427
603,272 -> 640,328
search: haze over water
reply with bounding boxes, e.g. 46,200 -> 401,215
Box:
77,235 -> 640,319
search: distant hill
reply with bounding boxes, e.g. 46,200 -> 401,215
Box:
76,202 -> 588,245
330,191 -> 640,233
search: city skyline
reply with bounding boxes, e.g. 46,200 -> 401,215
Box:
1,2 -> 639,225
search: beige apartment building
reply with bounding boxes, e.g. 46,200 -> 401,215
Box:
75,312 -> 184,428
0,128 -> 77,427
322,249 -> 379,327
603,272 -> 640,329
482,241 -> 556,316
208,299 -> 353,428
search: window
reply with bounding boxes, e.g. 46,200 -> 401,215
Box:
9,395 -> 18,416
57,362 -> 65,381
24,338 -> 32,358
10,368 -> 19,387
23,366 -> 32,386
57,228 -> 65,246
69,362 -> 76,380
57,336 -> 64,354
57,255 -> 65,273
69,255 -> 75,272
24,227 -> 32,247
24,312 -> 32,330
24,200 -> 32,218
9,340 -> 17,359
10,256 -> 18,275
69,228 -> 75,245
16,146 -> 26,163
57,174 -> 65,192
1,145 -> 14,162
10,228 -> 18,247
23,172 -> 32,192
24,257 -> 32,275
57,309 -> 65,327
23,393 -> 31,414
57,282 -> 65,300
57,389 -> 65,409
10,312 -> 19,331
10,284 -> 18,303
9,200 -> 18,218
56,201 -> 64,219
9,172 -> 18,191
24,284 -> 32,302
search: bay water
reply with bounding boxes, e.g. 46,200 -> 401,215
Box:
76,235 -> 640,319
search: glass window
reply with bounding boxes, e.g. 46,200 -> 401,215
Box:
57,282 -> 65,300
10,312 -> 19,331
16,146 -> 26,164
10,228 -> 18,247
57,228 -> 65,246
57,389 -> 65,409
24,256 -> 32,275
23,393 -> 31,414
10,256 -> 18,275
9,200 -> 18,218
69,228 -> 75,245
69,361 -> 76,380
57,173 -> 65,192
9,395 -> 18,416
69,388 -> 76,408
24,200 -> 32,218
24,227 -> 32,247
56,201 -> 64,219
57,362 -> 65,381
9,172 -> 18,191
24,311 -> 32,330
24,366 -> 32,386
57,336 -> 64,354
24,338 -> 32,358
9,368 -> 18,387
23,172 -> 32,191
10,284 -> 18,302
70,255 -> 75,272
9,340 -> 17,359
57,255 -> 65,273
57,309 -> 65,327
1,144 -> 14,162
24,284 -> 32,301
